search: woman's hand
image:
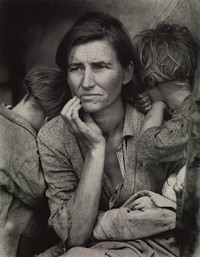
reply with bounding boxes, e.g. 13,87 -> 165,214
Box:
61,96 -> 106,150
123,196 -> 156,210
134,92 -> 152,113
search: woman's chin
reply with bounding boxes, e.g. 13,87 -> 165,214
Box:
81,103 -> 102,113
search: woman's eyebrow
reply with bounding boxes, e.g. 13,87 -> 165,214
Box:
68,62 -> 83,68
92,61 -> 112,65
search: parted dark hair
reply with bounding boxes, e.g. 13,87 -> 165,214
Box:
134,23 -> 199,88
24,67 -> 71,120
56,11 -> 141,98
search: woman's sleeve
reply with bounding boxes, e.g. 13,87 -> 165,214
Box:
92,191 -> 176,241
137,110 -> 188,162
37,133 -> 78,243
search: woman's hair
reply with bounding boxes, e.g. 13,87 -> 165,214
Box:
24,67 -> 71,120
134,23 -> 199,88
56,11 -> 141,98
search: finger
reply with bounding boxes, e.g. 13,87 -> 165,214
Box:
135,102 -> 151,110
61,96 -> 78,115
65,98 -> 80,117
136,92 -> 149,99
122,195 -> 139,207
141,102 -> 152,108
71,109 -> 90,133
126,201 -> 139,210
69,104 -> 84,134
144,105 -> 152,112
62,98 -> 80,121
71,104 -> 82,120
126,199 -> 141,209
133,203 -> 145,210
61,98 -> 81,133
135,96 -> 151,105
70,105 -> 93,135
134,105 -> 151,114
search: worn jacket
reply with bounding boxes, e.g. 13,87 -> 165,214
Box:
37,103 -> 184,246
0,104 -> 47,257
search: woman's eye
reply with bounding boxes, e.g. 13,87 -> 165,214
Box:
93,65 -> 107,71
69,66 -> 83,72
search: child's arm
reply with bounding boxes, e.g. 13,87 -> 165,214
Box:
140,101 -> 167,136
137,98 -> 190,163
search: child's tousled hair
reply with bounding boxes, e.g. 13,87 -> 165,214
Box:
134,23 -> 199,89
24,67 -> 71,120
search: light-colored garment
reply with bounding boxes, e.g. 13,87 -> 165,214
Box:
0,104 -> 47,257
137,96 -> 190,162
92,190 -> 176,241
61,235 -> 178,257
38,103 -> 185,256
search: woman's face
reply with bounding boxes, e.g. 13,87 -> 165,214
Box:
67,40 -> 132,113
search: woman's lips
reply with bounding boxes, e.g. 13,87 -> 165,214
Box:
80,94 -> 102,100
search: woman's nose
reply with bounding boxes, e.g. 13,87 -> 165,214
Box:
81,68 -> 95,89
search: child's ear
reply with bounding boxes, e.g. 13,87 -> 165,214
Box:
123,61 -> 134,85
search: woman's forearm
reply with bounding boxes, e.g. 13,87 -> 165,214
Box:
66,144 -> 106,247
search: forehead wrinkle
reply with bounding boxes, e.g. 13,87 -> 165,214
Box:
69,41 -> 116,64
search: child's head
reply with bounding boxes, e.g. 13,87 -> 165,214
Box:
134,23 -> 199,90
162,166 -> 186,202
24,67 -> 71,121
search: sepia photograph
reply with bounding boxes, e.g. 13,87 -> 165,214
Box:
0,0 -> 200,256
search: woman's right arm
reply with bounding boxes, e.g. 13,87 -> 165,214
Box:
38,97 -> 106,248
38,128 -> 106,248
66,145 -> 106,247
92,191 -> 177,241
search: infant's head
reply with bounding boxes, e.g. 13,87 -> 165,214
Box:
162,166 -> 186,202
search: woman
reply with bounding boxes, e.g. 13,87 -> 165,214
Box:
37,12 -> 183,257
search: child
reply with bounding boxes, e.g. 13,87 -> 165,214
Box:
134,23 -> 199,163
0,67 -> 69,257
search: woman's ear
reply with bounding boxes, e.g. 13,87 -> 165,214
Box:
123,61 -> 134,85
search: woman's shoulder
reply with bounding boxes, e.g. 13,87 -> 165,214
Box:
37,115 -> 75,146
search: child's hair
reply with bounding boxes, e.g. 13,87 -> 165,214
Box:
24,67 -> 71,120
134,23 -> 199,89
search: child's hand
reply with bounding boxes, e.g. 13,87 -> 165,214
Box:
174,166 -> 186,200
134,92 -> 152,113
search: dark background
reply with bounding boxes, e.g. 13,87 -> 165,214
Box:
0,0 -> 200,105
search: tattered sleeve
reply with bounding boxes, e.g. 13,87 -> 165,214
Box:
37,130 -> 79,243
92,190 -> 176,241
137,104 -> 189,163
0,131 -> 46,207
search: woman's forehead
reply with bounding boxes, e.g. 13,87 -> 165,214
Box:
68,40 -> 118,63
